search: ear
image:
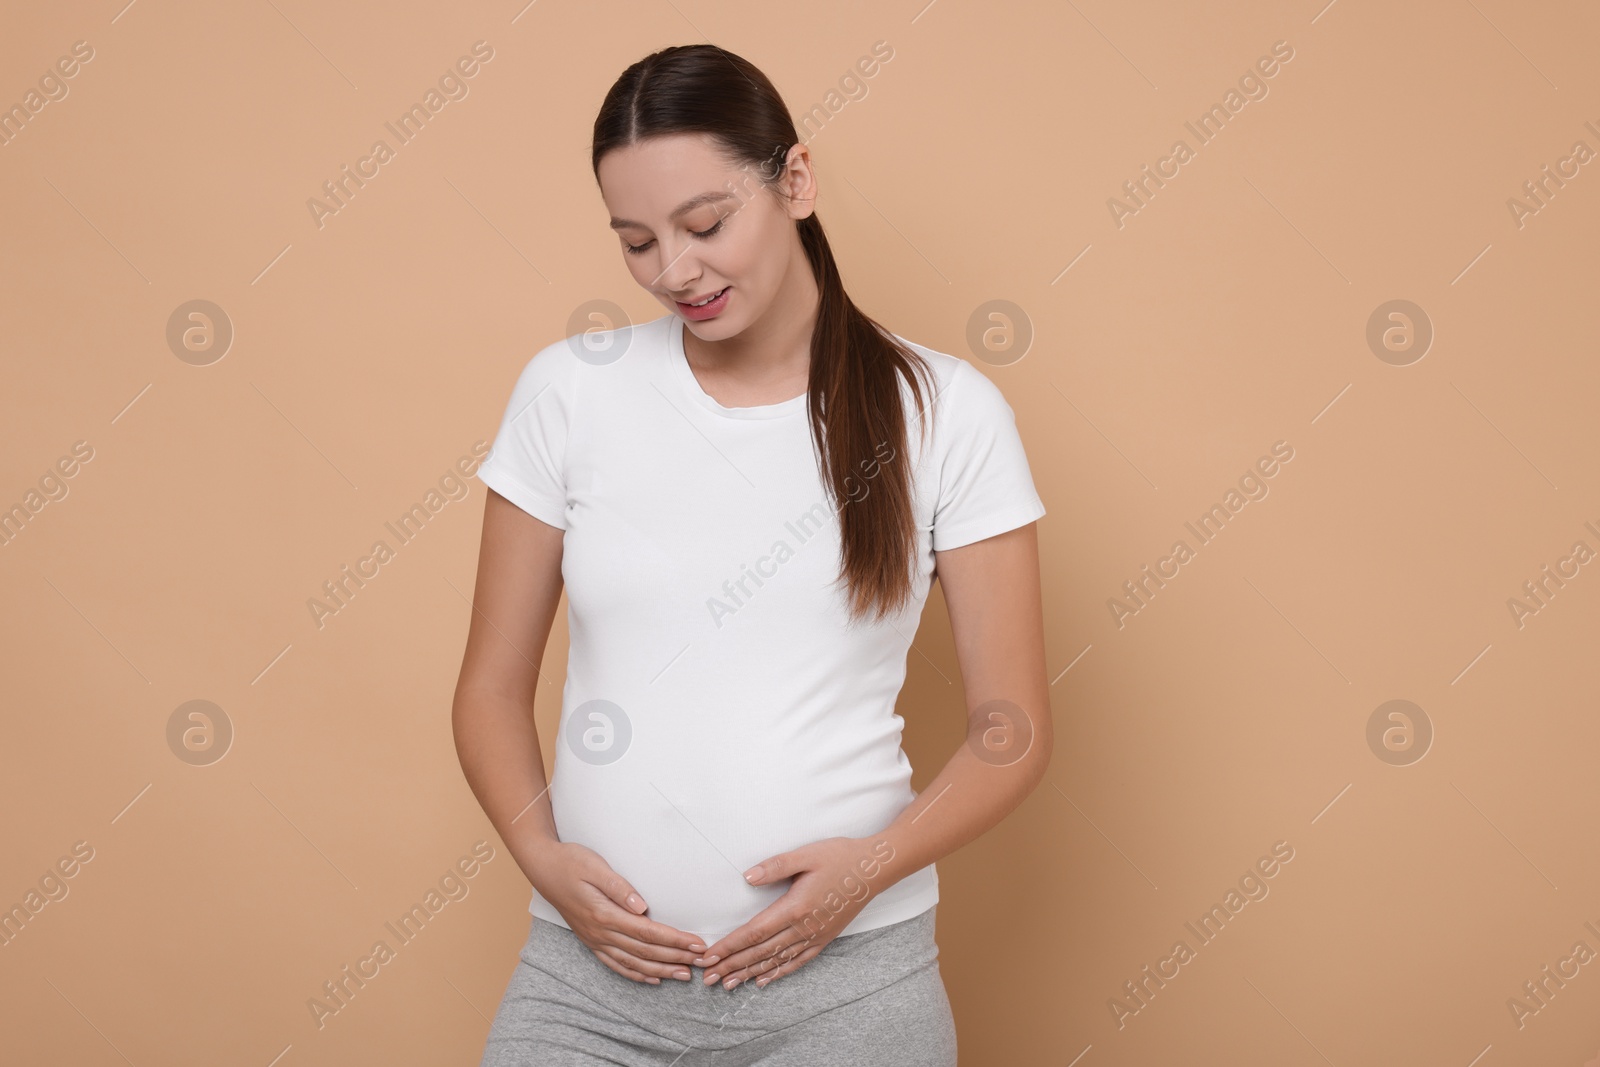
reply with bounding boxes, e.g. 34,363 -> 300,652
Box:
779,143 -> 817,221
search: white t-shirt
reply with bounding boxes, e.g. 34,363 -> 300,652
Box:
476,312 -> 1045,944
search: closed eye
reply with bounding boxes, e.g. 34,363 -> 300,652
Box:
624,217 -> 725,256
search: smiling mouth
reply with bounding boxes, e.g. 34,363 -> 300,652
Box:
679,287 -> 728,307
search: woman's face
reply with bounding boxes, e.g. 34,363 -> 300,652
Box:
597,132 -> 810,341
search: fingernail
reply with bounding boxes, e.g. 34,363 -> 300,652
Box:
673,969 -> 691,980
756,976 -> 771,987
743,865 -> 762,883
626,893 -> 646,912
688,942 -> 706,952
705,972 -> 721,985
647,977 -> 660,984
724,977 -> 740,990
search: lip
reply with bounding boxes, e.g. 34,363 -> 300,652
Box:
675,285 -> 731,321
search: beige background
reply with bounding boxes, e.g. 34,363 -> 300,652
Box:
3,1 -> 1598,1064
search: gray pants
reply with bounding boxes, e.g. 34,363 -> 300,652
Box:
479,906 -> 957,1065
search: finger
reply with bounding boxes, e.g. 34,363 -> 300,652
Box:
747,943 -> 824,989
711,905 -> 837,976
586,867 -> 649,916
714,932 -> 799,985
578,883 -> 707,958
590,947 -> 659,984
600,943 -> 689,983
741,934 -> 817,985
709,928 -> 814,987
742,848 -> 795,886
614,913 -> 709,957
612,929 -> 704,968
753,942 -> 825,987
699,903 -> 803,966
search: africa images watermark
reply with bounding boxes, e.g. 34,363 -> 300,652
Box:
1106,441 -> 1295,629
1505,519 -> 1600,630
1108,39 -> 1296,229
0,440 -> 95,549
305,841 -> 497,1030
1506,917 -> 1600,1031
708,836 -> 898,1032
306,41 -> 495,230
1505,118 -> 1600,231
1109,839 -> 1296,1029
703,440 -> 897,629
794,40 -> 895,145
0,39 -> 95,148
306,442 -> 489,629
0,841 -> 97,948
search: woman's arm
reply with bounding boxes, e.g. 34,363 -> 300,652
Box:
692,521 -> 1051,988
872,519 -> 1054,878
453,489 -> 708,983
452,489 -> 567,869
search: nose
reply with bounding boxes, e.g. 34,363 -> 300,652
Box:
653,235 -> 702,295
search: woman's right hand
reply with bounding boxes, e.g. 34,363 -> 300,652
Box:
530,840 -> 707,984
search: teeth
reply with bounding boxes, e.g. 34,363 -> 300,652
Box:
689,288 -> 724,307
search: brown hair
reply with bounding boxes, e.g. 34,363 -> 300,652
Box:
592,43 -> 935,620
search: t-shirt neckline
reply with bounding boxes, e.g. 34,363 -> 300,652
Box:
667,314 -> 808,421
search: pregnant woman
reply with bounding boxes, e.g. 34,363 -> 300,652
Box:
455,43 -> 1051,1066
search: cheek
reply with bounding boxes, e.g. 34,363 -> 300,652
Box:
623,254 -> 658,290
727,220 -> 786,286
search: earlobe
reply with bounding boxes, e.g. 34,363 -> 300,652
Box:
787,185 -> 818,221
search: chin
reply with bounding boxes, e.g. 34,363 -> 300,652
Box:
684,311 -> 745,339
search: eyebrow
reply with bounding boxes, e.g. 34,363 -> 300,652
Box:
608,191 -> 738,231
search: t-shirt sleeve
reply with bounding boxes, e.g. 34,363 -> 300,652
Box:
930,359 -> 1047,551
475,341 -> 577,530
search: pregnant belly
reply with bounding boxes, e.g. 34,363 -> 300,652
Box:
548,760 -> 914,944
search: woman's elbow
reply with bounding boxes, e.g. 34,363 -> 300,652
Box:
1024,709 -> 1055,788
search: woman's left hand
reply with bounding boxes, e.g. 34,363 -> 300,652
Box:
692,836 -> 892,989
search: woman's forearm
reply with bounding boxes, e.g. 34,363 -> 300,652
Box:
867,524 -> 1054,898
869,714 -> 1052,894
452,687 -> 562,888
